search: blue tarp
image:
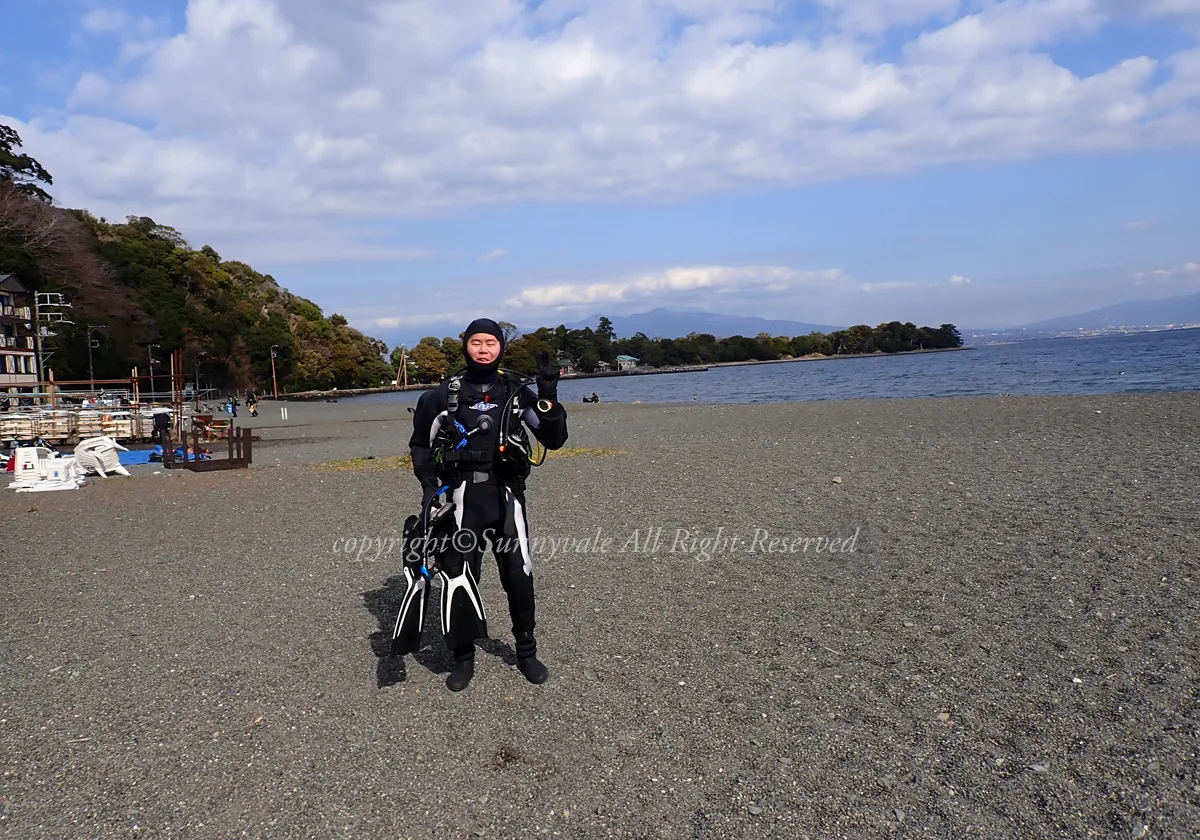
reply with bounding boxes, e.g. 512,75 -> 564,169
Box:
118,449 -> 157,466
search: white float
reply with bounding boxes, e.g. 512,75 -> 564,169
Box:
74,436 -> 132,478
7,446 -> 85,492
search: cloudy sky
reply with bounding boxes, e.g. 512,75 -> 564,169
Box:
3,0 -> 1199,341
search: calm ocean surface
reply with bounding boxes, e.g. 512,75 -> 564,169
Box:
364,329 -> 1200,406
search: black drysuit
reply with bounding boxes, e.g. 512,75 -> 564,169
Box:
408,372 -> 568,659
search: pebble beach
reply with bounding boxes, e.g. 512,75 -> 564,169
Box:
2,392 -> 1198,839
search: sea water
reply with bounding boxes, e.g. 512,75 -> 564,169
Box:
368,328 -> 1200,405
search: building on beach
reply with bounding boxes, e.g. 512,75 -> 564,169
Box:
615,354 -> 640,371
0,275 -> 37,396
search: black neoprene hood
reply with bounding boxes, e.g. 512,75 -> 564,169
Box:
462,318 -> 506,378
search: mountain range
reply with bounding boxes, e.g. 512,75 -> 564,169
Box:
1015,291 -> 1200,331
381,292 -> 1200,347
380,308 -> 842,347
561,308 -> 842,339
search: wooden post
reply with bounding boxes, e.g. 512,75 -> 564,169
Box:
168,353 -> 175,444
243,427 -> 252,465
172,349 -> 184,438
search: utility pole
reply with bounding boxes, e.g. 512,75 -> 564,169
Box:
270,345 -> 280,399
33,295 -> 41,387
86,324 -> 106,393
194,350 -> 206,408
147,343 -> 161,403
33,292 -> 72,402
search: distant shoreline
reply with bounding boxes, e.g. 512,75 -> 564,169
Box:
711,345 -> 972,368
276,346 -> 972,400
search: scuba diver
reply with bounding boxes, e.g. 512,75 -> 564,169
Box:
401,319 -> 568,691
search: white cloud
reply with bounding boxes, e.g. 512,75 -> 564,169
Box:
262,243 -> 434,264
337,88 -> 383,111
371,312 -> 464,329
68,72 -> 112,106
11,0 -> 1200,258
82,9 -> 129,33
1134,260 -> 1200,282
819,0 -> 962,34
908,0 -> 1105,62
948,274 -> 972,284
860,281 -> 921,292
1124,217 -> 1159,232
505,265 -> 847,310
1141,0 -> 1200,15
478,248 -> 508,262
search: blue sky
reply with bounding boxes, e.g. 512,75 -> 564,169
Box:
3,0 -> 1199,344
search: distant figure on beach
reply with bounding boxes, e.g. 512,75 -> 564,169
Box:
582,392 -> 600,403
405,318 -> 569,692
246,391 -> 258,417
151,409 -> 171,445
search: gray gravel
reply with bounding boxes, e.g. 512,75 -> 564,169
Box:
2,393 -> 1199,839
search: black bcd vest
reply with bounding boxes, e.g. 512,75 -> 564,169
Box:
437,373 -> 531,483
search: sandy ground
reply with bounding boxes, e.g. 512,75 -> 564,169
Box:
1,393 -> 1198,840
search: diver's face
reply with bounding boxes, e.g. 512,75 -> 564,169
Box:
466,334 -> 501,364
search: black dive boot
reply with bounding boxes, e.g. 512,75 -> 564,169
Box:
446,647 -> 475,692
514,631 -> 549,684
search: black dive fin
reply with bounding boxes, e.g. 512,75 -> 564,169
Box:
391,566 -> 430,656
439,564 -> 488,650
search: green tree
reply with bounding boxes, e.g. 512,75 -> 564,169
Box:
498,321 -> 520,344
440,335 -> 463,371
412,340 -> 448,381
936,324 -> 963,348
503,340 -> 532,375
639,343 -> 665,367
0,124 -> 53,202
597,316 -> 615,342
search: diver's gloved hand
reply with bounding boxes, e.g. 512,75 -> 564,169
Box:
534,350 -> 560,401
421,485 -> 442,509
